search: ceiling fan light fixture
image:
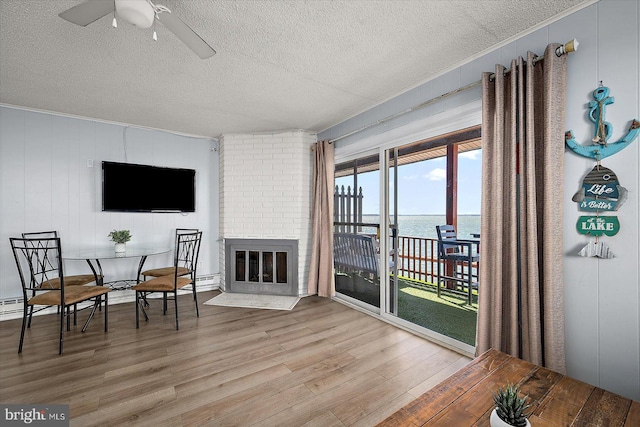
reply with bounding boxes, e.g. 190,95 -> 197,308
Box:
58,0 -> 216,59
115,0 -> 155,29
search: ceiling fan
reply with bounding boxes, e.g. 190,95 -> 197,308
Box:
58,0 -> 216,59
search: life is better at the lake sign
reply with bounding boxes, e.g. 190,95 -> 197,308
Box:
573,165 -> 624,239
566,85 -> 636,258
576,215 -> 620,237
572,165 -> 628,212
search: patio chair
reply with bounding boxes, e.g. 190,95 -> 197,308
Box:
333,233 -> 380,282
435,225 -> 479,305
10,236 -> 110,354
133,231 -> 202,330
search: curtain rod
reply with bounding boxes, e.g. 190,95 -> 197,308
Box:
489,38 -> 578,80
326,39 -> 578,144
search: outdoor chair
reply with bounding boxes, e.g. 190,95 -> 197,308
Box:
133,231 -> 202,330
435,225 -> 479,305
10,236 -> 110,354
333,233 -> 380,282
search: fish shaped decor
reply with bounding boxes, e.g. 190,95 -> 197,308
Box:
578,241 -> 614,259
571,165 -> 628,212
565,86 -> 639,160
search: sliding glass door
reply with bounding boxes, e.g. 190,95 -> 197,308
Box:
381,129 -> 481,351
384,148 -> 399,315
334,155 -> 381,310
333,125 -> 481,353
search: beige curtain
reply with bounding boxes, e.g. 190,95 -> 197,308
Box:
476,44 -> 567,373
308,140 -> 335,297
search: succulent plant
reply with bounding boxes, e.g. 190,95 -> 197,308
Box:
108,229 -> 131,244
493,383 -> 531,427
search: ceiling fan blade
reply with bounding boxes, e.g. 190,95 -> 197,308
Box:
158,12 -> 216,59
59,0 -> 115,27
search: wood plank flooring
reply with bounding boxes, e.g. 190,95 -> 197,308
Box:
0,291 -> 470,426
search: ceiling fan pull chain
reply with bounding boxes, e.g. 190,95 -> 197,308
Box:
152,18 -> 157,41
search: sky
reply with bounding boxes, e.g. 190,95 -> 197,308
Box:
335,149 -> 482,215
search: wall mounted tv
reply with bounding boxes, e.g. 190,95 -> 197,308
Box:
102,161 -> 196,213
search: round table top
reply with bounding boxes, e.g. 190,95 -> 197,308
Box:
63,246 -> 172,260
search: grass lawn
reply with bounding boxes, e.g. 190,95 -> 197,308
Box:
397,278 -> 477,346
335,273 -> 477,346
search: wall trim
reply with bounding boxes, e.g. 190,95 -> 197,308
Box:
0,275 -> 220,322
0,103 -> 217,141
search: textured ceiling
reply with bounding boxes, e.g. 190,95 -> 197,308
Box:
1,0 -> 590,138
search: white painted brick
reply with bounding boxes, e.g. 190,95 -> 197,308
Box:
219,130 -> 316,295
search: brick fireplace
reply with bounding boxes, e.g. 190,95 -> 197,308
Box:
219,131 -> 316,296
225,239 -> 298,295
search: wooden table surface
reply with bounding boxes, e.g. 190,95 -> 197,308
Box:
377,348 -> 640,426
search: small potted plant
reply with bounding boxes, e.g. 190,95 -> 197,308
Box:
108,229 -> 131,253
491,383 -> 531,427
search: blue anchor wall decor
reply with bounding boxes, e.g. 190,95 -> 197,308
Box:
565,86 -> 639,160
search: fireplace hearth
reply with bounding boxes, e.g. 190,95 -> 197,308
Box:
225,239 -> 298,296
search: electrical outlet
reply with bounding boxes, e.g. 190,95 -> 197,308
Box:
87,159 -> 94,168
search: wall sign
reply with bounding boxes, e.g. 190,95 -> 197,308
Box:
567,84 -> 635,259
572,165 -> 628,212
576,216 -> 619,237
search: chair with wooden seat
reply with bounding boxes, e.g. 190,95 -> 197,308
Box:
133,231 -> 202,330
139,228 -> 199,313
21,231 -> 103,325
10,236 -> 110,354
435,225 -> 479,305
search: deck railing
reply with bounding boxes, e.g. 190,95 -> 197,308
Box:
331,229 -> 479,286
395,235 -> 479,285
396,236 -> 439,283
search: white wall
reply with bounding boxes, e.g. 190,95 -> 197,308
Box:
319,0 -> 639,401
0,106 -> 220,299
562,0 -> 639,403
219,131 -> 316,296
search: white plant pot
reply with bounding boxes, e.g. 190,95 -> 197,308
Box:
115,243 -> 126,253
490,408 -> 531,427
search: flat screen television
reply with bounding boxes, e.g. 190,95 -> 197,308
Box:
102,161 -> 196,212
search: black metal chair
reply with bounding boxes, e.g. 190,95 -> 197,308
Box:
10,236 -> 110,354
21,231 -> 103,325
139,228 -> 199,313
21,231 -> 101,286
435,225 -> 479,305
133,231 -> 202,330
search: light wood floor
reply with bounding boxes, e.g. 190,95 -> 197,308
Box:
0,290 -> 470,426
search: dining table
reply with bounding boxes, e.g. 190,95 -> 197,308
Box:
63,246 -> 172,290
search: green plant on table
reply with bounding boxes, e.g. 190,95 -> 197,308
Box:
493,383 -> 531,427
108,229 -> 131,244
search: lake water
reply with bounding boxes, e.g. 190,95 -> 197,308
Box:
360,214 -> 480,239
